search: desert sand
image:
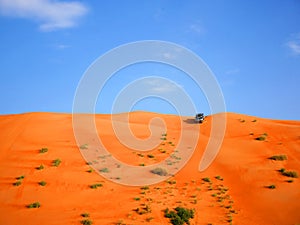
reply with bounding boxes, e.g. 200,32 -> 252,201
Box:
0,112 -> 299,225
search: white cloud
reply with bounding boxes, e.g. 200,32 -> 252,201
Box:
55,44 -> 70,49
189,21 -> 205,35
144,78 -> 181,94
287,41 -> 300,55
286,33 -> 300,55
0,0 -> 88,31
225,68 -> 240,75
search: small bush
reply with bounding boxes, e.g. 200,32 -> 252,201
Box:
27,202 -> 41,208
14,175 -> 25,186
255,133 -> 267,141
202,177 -> 211,182
38,181 -> 47,186
239,119 -> 245,122
52,159 -> 61,167
159,149 -> 167,153
269,155 -> 287,161
115,220 -> 124,225
134,205 -> 151,215
282,170 -> 298,178
139,163 -> 145,166
90,183 -> 102,189
13,181 -> 22,186
252,119 -> 257,122
161,137 -> 167,140
286,179 -> 294,183
80,144 -> 88,150
16,175 -> 25,180
80,219 -> 92,225
147,154 -> 155,158
81,213 -> 89,217
99,168 -> 109,173
227,215 -> 233,222
266,184 -> 276,189
134,197 -> 140,201
151,167 -> 168,176
141,186 -> 149,190
146,217 -> 154,222
279,168 -> 285,173
39,148 -> 48,153
164,207 -> 195,225
37,164 -> 44,170
137,153 -> 144,157
166,180 -> 176,185
87,168 -> 94,173
215,175 -> 223,181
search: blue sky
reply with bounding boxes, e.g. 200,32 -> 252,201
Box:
0,0 -> 299,120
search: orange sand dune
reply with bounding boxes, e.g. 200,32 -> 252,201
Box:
0,112 -> 299,225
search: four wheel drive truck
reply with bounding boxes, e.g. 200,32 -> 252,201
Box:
195,113 -> 205,123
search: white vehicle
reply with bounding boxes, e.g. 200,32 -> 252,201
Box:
195,113 -> 204,123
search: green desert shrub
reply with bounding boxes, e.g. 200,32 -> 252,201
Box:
39,148 -> 48,153
151,167 -> 168,176
164,207 -> 195,225
281,170 -> 298,178
269,155 -> 287,161
146,217 -> 154,222
80,219 -> 92,225
202,177 -> 211,182
81,213 -> 90,217
87,168 -> 94,173
37,164 -> 44,170
38,181 -> 47,186
159,149 -> 167,153
90,183 -> 102,189
215,175 -> 223,181
255,133 -> 267,141
16,175 -> 25,180
52,159 -> 61,167
14,175 -> 25,186
266,184 -> 276,189
99,167 -> 109,173
147,154 -> 155,158
13,181 -> 22,186
166,180 -> 177,185
80,144 -> 88,150
115,220 -> 124,225
27,202 -> 41,208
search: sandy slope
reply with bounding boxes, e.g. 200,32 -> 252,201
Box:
0,112 -> 299,225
